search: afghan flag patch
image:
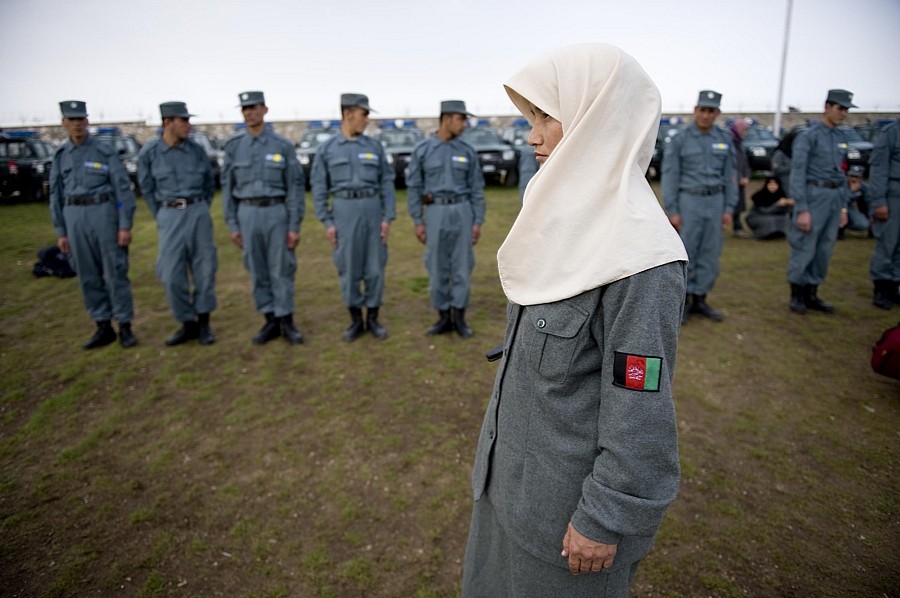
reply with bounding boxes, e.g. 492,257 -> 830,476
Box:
613,351 -> 662,392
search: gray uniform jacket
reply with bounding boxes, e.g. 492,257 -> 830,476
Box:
406,135 -> 486,226
868,121 -> 900,210
50,135 -> 136,236
137,137 -> 214,217
222,129 -> 305,233
789,120 -> 851,213
471,262 -> 684,566
662,123 -> 738,215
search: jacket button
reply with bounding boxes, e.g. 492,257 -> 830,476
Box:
537,318 -> 546,328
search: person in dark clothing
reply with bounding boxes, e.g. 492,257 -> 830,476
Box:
729,119 -> 751,235
746,177 -> 794,240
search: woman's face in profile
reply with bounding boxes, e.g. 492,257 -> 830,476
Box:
527,110 -> 563,164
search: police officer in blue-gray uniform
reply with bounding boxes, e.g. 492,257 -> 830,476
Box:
662,90 -> 737,324
50,100 -> 137,349
223,91 -> 305,344
406,100 -> 486,338
138,101 -> 218,345
868,119 -> 900,309
312,93 -> 395,342
787,89 -> 856,314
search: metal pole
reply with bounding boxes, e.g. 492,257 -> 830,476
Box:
773,0 -> 794,137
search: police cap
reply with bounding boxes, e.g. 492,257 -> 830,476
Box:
59,100 -> 87,119
826,89 -> 857,109
696,90 -> 722,109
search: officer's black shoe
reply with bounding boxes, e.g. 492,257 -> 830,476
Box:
872,280 -> 894,310
280,314 -> 304,345
118,322 -> 137,348
888,281 -> 900,305
681,295 -> 691,325
452,307 -> 474,338
426,310 -> 454,336
690,295 -> 724,322
83,320 -> 117,350
165,321 -> 199,346
803,285 -> 834,314
197,313 -> 215,345
789,284 -> 807,314
253,312 -> 282,345
366,307 -> 388,340
342,307 -> 365,342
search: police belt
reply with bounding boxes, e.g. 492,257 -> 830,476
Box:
160,197 -> 202,209
681,186 -> 724,196
431,193 -> 467,205
806,179 -> 843,189
239,196 -> 285,207
333,188 -> 377,199
66,194 -> 111,206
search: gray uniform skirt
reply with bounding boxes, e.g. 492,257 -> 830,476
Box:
461,496 -> 640,598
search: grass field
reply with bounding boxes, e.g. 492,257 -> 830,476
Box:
1,182 -> 898,597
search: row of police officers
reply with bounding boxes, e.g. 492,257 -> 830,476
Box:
49,92 -> 486,349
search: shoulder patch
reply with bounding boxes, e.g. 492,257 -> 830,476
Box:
613,351 -> 662,392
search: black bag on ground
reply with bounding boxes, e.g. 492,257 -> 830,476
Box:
32,246 -> 76,278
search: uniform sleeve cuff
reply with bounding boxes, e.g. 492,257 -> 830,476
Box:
570,508 -> 622,546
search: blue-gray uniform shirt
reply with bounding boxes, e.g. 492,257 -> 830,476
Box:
50,135 -> 136,236
311,132 -> 395,228
137,137 -> 215,216
406,135 -> 486,226
222,129 -> 305,232
662,123 -> 738,215
789,120 -> 851,213
868,121 -> 900,209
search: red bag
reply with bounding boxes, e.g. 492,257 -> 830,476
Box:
871,323 -> 900,380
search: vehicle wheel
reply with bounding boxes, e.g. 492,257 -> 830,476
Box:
503,170 -> 519,188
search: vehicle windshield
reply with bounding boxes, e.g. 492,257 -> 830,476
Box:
299,130 -> 338,149
190,133 -> 213,152
379,129 -> 423,147
744,127 -> 777,142
842,127 -> 865,143
0,140 -> 47,158
461,128 -> 503,145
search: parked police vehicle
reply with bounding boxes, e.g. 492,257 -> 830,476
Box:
375,119 -> 424,188
0,131 -> 54,202
460,120 -> 518,186
91,127 -> 142,193
295,121 -> 341,189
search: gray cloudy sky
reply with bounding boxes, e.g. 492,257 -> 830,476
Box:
2,0 -> 899,126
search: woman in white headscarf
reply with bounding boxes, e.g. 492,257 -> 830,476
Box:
462,44 -> 688,597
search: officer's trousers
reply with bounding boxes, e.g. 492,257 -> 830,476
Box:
64,202 -> 134,323
155,202 -> 218,322
678,192 -> 725,295
787,188 -> 842,286
331,196 -> 387,309
238,203 -> 296,317
870,193 -> 900,282
424,203 -> 474,310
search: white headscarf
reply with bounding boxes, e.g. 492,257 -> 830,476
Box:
498,43 -> 687,305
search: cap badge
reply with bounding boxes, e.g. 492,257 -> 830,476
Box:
70,102 -> 77,108
707,92 -> 715,99
241,93 -> 248,100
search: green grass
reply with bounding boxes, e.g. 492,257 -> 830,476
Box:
0,183 -> 898,596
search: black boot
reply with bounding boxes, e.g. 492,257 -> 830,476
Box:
118,322 -> 137,348
197,313 -> 215,345
452,307 -> 473,338
366,307 -> 388,340
887,280 -> 900,306
804,285 -> 834,314
165,320 -> 199,346
280,314 -> 304,345
690,294 -> 724,322
872,280 -> 894,310
342,307 -> 365,342
253,312 -> 282,344
681,294 -> 691,325
789,284 -> 807,314
82,320 -> 117,350
426,310 -> 454,336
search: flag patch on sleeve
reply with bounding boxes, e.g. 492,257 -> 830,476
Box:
613,351 -> 662,392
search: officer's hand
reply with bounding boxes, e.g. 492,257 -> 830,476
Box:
57,236 -> 70,254
739,177 -> 750,188
414,224 -> 426,245
326,226 -> 338,249
873,205 -> 889,221
668,214 -> 682,233
286,231 -> 299,250
472,224 -> 482,245
561,522 -> 617,575
117,230 -> 132,247
722,212 -> 733,230
840,210 -> 849,229
380,221 -> 390,245
796,210 -> 812,233
231,231 -> 244,250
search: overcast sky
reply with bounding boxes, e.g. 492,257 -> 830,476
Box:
3,0 -> 899,127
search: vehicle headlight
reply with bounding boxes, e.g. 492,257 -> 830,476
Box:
751,147 -> 767,157
299,154 -> 310,165
386,154 -> 394,165
847,149 -> 861,160
502,150 -> 515,161
34,162 -> 46,174
125,160 -> 137,174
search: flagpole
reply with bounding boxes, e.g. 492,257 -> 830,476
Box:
773,0 -> 794,137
